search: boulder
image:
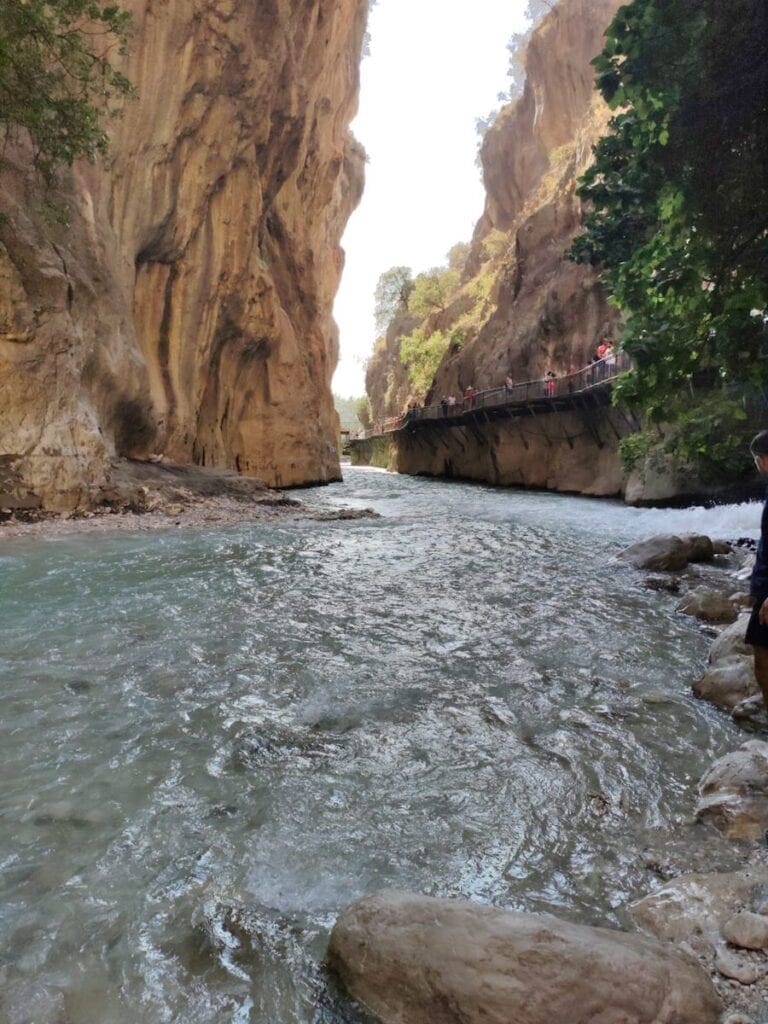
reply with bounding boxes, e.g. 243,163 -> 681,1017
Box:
327,891 -> 722,1024
713,541 -> 735,555
618,535 -> 691,572
630,868 -> 768,943
722,911 -> 768,951
677,587 -> 738,624
693,614 -> 757,711
680,534 -> 716,563
709,615 -> 753,663
693,660 -> 758,712
696,741 -> 768,840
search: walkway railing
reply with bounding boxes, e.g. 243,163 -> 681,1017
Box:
361,352 -> 632,439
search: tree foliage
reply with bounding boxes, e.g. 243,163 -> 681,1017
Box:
354,395 -> 372,431
0,0 -> 133,185
407,267 -> 459,319
373,266 -> 413,335
399,328 -> 450,395
447,241 -> 470,274
571,0 -> 768,419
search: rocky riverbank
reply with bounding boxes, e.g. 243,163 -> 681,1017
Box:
0,459 -> 377,540
325,528 -> 768,1024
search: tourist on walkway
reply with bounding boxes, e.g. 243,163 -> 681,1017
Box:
544,371 -> 557,397
463,385 -> 477,409
441,396 -> 449,417
505,375 -> 514,394
733,431 -> 768,721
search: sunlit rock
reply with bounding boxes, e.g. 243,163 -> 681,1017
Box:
0,0 -> 367,509
630,867 -> 768,943
693,614 -> 757,712
696,741 -> 768,841
327,891 -> 722,1024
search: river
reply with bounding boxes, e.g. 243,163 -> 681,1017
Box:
0,467 -> 762,1023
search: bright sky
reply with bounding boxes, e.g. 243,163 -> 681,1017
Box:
332,0 -> 529,397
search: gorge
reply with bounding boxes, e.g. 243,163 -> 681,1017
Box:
1,1 -> 767,1023
358,0 -> 638,499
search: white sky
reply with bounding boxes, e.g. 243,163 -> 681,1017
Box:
332,0 -> 529,397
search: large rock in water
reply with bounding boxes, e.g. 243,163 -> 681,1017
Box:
693,614 -> 758,712
618,535 -> 691,571
327,891 -> 722,1024
677,586 -> 738,624
696,741 -> 768,840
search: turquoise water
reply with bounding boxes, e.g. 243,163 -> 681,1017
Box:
0,468 -> 758,1023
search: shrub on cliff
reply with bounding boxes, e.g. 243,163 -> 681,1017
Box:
571,0 -> 768,476
0,0 -> 133,187
400,329 -> 450,395
374,266 -> 414,335
407,268 -> 460,319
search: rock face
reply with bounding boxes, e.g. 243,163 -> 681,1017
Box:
0,0 -> 367,509
434,0 -> 623,392
363,0 -> 628,497
327,891 -> 722,1024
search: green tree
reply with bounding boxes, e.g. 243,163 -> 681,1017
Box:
407,267 -> 459,319
0,1 -> 133,186
373,266 -> 413,335
354,395 -> 372,431
399,328 -> 450,394
447,241 -> 470,274
570,0 -> 768,472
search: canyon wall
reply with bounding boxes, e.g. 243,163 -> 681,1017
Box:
365,0 -> 628,495
0,0 -> 367,509
443,0 -> 622,392
351,404 -> 631,498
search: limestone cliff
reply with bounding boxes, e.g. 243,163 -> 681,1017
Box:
366,0 -> 622,418
0,0 -> 367,510
445,0 -> 622,391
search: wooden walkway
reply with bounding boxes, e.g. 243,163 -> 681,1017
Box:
357,353 -> 633,441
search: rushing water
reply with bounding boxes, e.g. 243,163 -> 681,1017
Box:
0,468 -> 762,1023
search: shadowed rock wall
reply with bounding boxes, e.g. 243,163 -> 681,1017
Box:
0,0 -> 367,509
351,404 -> 631,497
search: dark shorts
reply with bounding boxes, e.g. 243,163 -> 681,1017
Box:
746,599 -> 768,648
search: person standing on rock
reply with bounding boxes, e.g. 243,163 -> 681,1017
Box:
737,431 -> 768,719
